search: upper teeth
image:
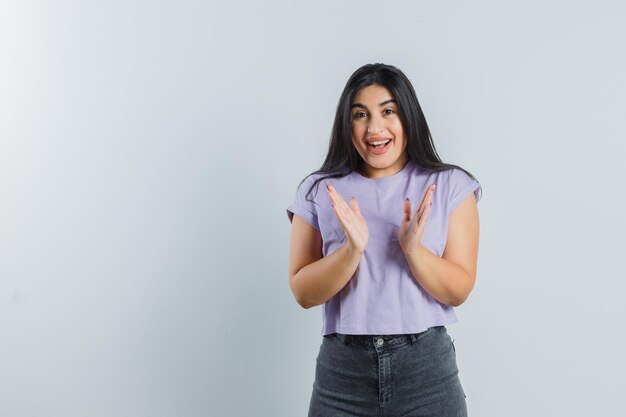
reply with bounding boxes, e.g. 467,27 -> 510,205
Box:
370,140 -> 391,145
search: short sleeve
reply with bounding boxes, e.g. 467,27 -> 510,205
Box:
286,176 -> 320,231
447,168 -> 482,215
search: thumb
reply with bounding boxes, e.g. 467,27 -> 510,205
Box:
402,197 -> 411,223
349,197 -> 365,221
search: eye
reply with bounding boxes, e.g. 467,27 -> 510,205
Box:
384,109 -> 396,115
353,111 -> 367,119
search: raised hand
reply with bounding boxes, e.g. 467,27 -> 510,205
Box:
326,182 -> 369,254
399,183 -> 436,254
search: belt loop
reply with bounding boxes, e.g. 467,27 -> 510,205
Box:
409,333 -> 417,345
336,333 -> 347,344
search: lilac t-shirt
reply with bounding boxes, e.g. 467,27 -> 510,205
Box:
286,159 -> 482,336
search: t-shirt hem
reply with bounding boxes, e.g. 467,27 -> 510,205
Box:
321,316 -> 459,336
286,203 -> 320,231
448,180 -> 481,215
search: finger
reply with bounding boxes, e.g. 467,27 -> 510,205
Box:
333,197 -> 349,221
424,186 -> 435,217
327,185 -> 338,210
416,199 -> 427,223
417,184 -> 436,220
403,198 -> 411,222
417,183 -> 433,209
327,184 -> 344,217
422,201 -> 433,223
330,198 -> 350,229
415,204 -> 424,224
350,197 -> 365,221
418,200 -> 433,224
327,183 -> 351,213
327,186 -> 354,228
326,184 -> 345,215
419,183 -> 436,210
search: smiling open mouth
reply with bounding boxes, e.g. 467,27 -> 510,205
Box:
368,139 -> 392,155
369,139 -> 392,149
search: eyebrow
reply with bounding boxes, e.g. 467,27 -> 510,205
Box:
350,98 -> 397,110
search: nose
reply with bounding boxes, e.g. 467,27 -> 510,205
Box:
367,116 -> 385,134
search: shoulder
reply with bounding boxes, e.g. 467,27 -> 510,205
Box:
295,173 -> 327,202
297,170 -> 352,197
409,164 -> 481,214
406,164 -> 456,190
443,167 -> 482,215
449,167 -> 481,198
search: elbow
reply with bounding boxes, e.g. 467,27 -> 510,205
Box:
289,275 -> 314,309
299,293 -> 324,309
294,290 -> 320,310
296,289 -> 323,309
449,279 -> 474,307
449,295 -> 467,308
298,293 -> 327,309
295,294 -> 314,309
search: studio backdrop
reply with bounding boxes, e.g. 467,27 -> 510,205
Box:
1,1 -> 624,416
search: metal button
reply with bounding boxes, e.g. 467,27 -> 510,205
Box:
376,338 -> 384,346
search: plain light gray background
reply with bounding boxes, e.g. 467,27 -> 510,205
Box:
1,1 -> 625,416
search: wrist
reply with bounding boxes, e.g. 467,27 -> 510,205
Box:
402,242 -> 426,260
343,242 -> 365,257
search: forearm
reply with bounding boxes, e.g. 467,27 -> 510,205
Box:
403,244 -> 472,307
291,244 -> 362,309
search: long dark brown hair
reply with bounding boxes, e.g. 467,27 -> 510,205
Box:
300,63 -> 481,203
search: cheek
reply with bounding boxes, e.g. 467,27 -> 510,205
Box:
351,124 -> 363,140
391,120 -> 404,134
351,137 -> 362,152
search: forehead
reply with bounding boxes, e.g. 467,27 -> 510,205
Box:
353,84 -> 394,103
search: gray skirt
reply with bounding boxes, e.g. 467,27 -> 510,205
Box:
308,325 -> 468,417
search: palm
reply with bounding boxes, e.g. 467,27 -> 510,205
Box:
326,183 -> 369,253
398,184 -> 436,253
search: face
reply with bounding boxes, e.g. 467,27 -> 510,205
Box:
350,84 -> 409,179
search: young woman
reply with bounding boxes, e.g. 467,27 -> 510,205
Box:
286,63 -> 482,417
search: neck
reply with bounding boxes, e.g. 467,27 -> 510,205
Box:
359,155 -> 409,179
